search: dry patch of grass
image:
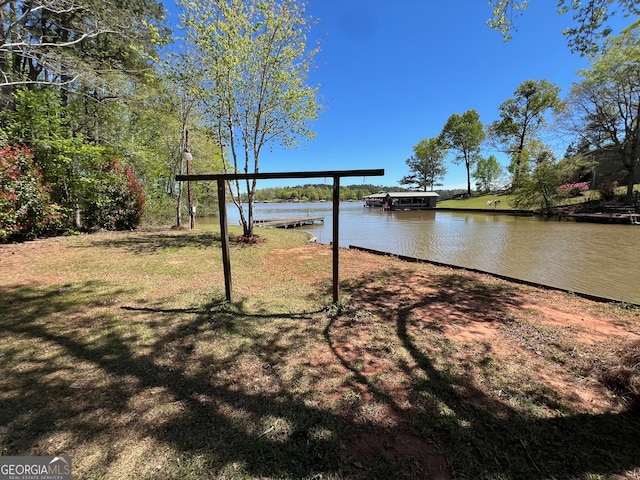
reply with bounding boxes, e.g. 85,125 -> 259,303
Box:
1,226 -> 639,479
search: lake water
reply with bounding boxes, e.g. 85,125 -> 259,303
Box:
211,201 -> 640,305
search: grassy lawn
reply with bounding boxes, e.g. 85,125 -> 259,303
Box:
437,194 -> 517,210
1,225 -> 639,479
437,184 -> 640,211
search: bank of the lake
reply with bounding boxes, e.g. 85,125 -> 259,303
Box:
214,202 -> 640,305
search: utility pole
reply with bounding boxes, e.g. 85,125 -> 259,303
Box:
182,130 -> 195,230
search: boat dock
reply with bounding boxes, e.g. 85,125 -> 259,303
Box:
561,212 -> 639,224
255,216 -> 324,229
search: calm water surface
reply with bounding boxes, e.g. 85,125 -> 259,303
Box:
215,202 -> 640,304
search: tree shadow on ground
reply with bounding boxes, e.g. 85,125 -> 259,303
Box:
2,268 -> 639,479
1,282 -> 447,478
337,267 -> 640,479
81,231 -> 224,254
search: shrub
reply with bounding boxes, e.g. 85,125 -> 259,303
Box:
0,145 -> 66,242
557,181 -> 589,197
599,178 -> 619,201
81,158 -> 145,231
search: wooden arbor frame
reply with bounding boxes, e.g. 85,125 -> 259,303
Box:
176,169 -> 384,303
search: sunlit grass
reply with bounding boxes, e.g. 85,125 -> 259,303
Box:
437,193 -> 516,209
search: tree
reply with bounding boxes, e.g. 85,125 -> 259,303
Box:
399,137 -> 448,191
178,0 -> 322,238
487,0 -> 640,55
512,145 -> 562,213
0,0 -> 167,91
512,142 -> 593,212
0,2 -> 225,234
440,110 -> 484,196
0,86 -> 156,231
488,79 -> 563,189
564,21 -> 640,205
472,155 -> 504,192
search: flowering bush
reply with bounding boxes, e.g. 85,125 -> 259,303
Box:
557,181 -> 590,198
0,145 -> 66,242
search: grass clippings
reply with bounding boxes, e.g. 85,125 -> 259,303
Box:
1,225 -> 639,479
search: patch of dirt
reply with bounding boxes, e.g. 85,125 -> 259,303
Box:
232,234 -> 265,244
341,431 -> 450,480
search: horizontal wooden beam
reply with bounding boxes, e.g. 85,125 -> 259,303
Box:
176,169 -> 384,182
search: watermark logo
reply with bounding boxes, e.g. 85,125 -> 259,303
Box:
0,456 -> 72,480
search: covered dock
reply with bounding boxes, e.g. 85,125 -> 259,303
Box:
364,191 -> 439,210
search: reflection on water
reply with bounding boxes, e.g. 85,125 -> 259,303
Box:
205,202 -> 640,304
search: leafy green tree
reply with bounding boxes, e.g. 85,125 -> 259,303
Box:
488,79 -> 563,189
512,142 -> 594,212
472,155 -> 504,192
564,21 -> 640,204
440,110 -> 484,195
400,137 -> 448,191
2,88 -> 88,208
178,0 -> 322,238
487,0 -> 639,55
512,144 -> 562,213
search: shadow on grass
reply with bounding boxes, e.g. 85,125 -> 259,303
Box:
335,268 -> 640,479
2,269 -> 639,479
0,283 -> 376,478
82,231 -> 224,254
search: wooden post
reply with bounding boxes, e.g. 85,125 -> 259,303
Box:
332,175 -> 340,303
176,169 -> 384,304
217,179 -> 233,302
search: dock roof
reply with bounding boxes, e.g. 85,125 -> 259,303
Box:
364,191 -> 439,198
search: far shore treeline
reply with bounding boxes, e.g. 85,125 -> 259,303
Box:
248,184 -> 467,203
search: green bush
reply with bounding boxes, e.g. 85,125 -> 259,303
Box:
80,158 -> 145,231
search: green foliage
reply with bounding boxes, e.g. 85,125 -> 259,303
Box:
440,109 -> 485,195
0,88 -> 109,208
566,21 -> 640,204
81,158 -> 145,231
0,2 -> 180,234
252,184 -> 399,202
400,137 -> 448,191
178,0 -> 323,237
472,155 -> 504,192
489,79 -> 563,188
1,88 -> 148,233
0,0 -> 168,89
0,145 -> 66,242
512,159 -> 562,212
487,0 -> 639,55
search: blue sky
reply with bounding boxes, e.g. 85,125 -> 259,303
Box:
161,1 -> 631,190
